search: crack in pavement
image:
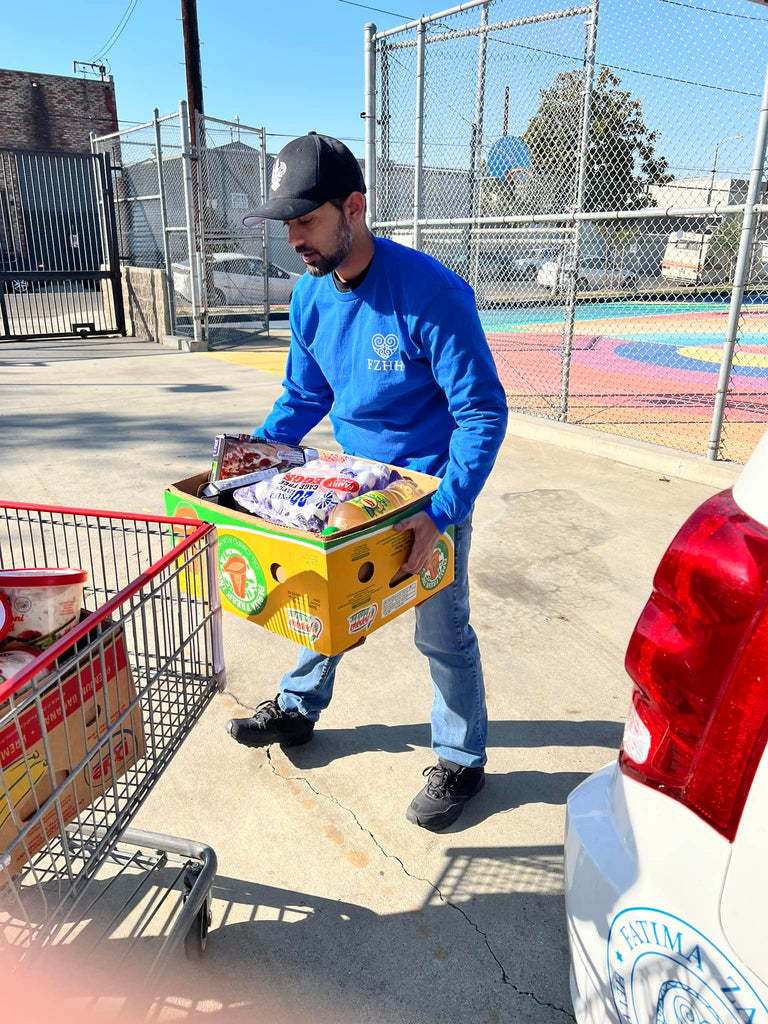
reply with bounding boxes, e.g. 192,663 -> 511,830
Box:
221,689 -> 256,713
265,749 -> 576,1022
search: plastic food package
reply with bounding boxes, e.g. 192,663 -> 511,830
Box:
211,434 -> 313,482
233,456 -> 399,532
0,647 -> 41,689
0,567 -> 88,647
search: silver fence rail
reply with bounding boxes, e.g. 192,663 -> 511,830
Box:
92,107 -> 274,350
365,0 -> 768,464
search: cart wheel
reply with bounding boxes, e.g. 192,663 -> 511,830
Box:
183,863 -> 202,892
184,895 -> 211,959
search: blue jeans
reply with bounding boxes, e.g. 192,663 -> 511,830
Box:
277,514 -> 487,767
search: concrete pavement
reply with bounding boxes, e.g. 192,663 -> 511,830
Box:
0,336 -> 731,1022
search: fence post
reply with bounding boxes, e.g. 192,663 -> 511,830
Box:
194,111 -> 211,347
364,22 -> 378,229
153,108 -> 177,336
468,3 -> 489,291
260,125 -> 270,334
708,63 -> 768,460
558,0 -> 599,422
180,100 -> 203,349
101,151 -> 127,338
413,18 -> 426,251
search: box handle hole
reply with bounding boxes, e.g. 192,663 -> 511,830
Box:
270,563 -> 287,584
357,561 -> 374,584
389,566 -> 412,588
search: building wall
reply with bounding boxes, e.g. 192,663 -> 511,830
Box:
121,266 -> 171,343
0,68 -> 119,153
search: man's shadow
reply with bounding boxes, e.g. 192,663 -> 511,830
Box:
276,717 -> 622,830
282,717 -> 623,768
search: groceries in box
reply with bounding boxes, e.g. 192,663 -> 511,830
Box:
0,567 -> 87,691
165,442 -> 455,656
201,435 -> 425,535
234,456 -> 402,532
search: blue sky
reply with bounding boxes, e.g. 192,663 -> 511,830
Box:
3,0 -> 411,156
3,0 -> 767,173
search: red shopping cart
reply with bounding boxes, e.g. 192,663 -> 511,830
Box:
0,501 -> 225,979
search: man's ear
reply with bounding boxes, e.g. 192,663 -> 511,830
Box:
344,191 -> 367,226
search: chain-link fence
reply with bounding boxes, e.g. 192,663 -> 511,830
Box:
92,107 -> 198,343
366,0 -> 768,463
195,115 -> 273,347
92,107 -> 286,349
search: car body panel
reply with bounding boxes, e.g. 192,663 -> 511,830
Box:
172,253 -> 301,305
565,425 -> 768,1023
721,746 -> 768,983
733,427 -> 768,528
565,764 -> 768,1024
537,258 -> 636,291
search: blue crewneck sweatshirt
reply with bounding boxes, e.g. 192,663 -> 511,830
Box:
258,236 -> 508,532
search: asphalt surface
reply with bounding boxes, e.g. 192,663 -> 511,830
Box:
0,335 -> 737,1023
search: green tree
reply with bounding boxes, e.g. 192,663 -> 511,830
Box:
523,66 -> 671,214
710,214 -> 743,282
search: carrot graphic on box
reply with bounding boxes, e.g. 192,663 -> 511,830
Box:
221,555 -> 248,599
424,550 -> 441,582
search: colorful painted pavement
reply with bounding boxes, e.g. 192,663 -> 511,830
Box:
483,302 -> 768,463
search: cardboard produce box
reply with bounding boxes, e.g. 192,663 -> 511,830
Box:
0,628 -> 144,877
165,449 -> 455,656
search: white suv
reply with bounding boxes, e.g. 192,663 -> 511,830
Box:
565,427 -> 768,1023
537,256 -> 636,291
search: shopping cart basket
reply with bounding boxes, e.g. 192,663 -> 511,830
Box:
0,501 -> 225,978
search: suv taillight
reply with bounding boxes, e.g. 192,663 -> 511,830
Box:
620,489 -> 768,841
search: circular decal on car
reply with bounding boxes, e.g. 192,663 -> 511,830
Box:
218,536 -> 267,615
419,540 -> 449,591
607,907 -> 768,1024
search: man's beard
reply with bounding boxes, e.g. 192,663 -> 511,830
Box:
301,215 -> 354,278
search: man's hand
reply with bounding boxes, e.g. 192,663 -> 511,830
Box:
392,511 -> 441,574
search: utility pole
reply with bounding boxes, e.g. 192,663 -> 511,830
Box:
181,0 -> 204,148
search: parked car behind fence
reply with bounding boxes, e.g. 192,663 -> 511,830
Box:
172,252 -> 301,306
537,256 -> 636,292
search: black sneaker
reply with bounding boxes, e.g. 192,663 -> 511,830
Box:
226,697 -> 314,748
406,760 -> 485,831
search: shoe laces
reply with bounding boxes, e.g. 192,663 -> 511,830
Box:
422,762 -> 457,798
252,698 -> 283,726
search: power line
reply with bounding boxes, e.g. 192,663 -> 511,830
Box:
484,35 -> 760,98
334,0 -> 414,20
657,0 -> 768,22
91,0 -> 141,62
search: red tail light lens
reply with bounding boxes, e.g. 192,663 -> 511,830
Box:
620,489 -> 768,841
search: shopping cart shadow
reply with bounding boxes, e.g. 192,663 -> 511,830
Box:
6,847 -> 576,1022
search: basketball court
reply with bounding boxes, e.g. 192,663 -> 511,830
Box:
483,300 -> 768,462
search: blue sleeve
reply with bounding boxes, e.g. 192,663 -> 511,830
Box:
419,287 -> 508,532
256,297 -> 334,444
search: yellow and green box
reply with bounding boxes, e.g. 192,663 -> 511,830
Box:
165,452 -> 454,656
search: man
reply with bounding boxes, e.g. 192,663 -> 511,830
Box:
227,132 -> 508,830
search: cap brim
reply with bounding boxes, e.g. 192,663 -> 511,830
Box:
243,196 -> 323,225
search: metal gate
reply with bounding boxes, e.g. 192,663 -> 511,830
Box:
0,148 -> 125,341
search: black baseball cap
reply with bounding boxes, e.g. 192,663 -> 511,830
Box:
243,132 -> 366,224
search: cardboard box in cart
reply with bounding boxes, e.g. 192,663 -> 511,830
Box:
165,449 -> 455,657
0,628 -> 145,877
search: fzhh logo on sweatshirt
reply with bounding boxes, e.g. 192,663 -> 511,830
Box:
369,333 -> 404,372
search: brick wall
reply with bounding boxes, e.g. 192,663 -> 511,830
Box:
121,266 -> 171,343
0,68 -> 119,152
